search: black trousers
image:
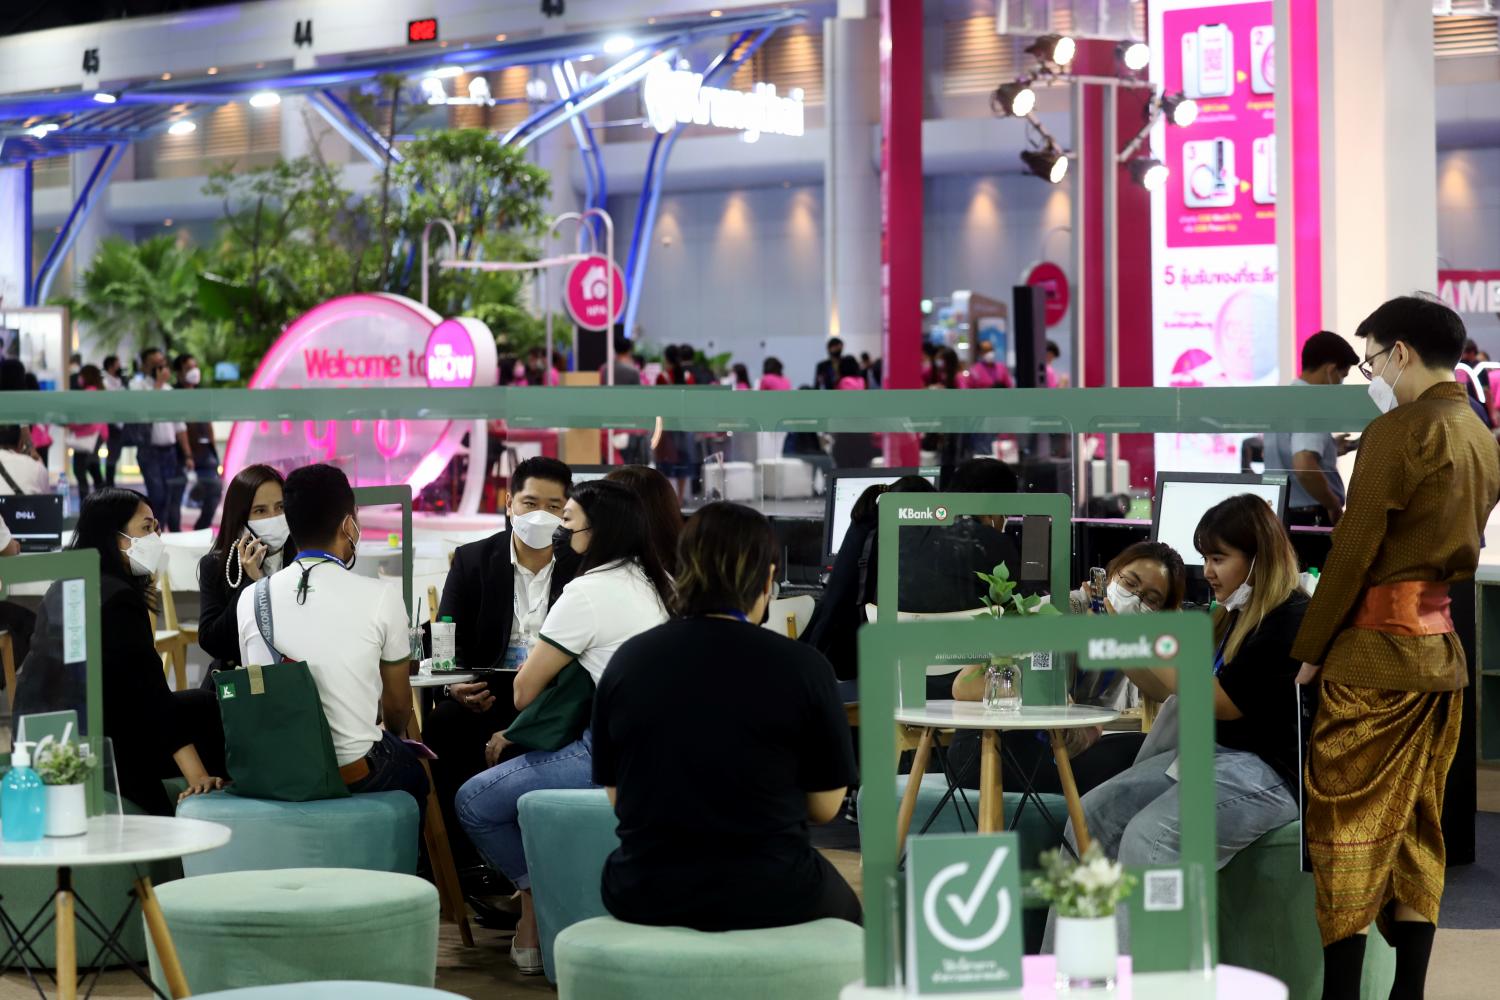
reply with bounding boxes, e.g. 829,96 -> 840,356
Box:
115,688 -> 226,817
423,678 -> 519,870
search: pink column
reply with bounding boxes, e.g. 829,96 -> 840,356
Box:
879,0 -> 923,391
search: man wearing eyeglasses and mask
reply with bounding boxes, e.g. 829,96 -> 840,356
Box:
1293,296 -> 1500,1000
425,457 -> 580,922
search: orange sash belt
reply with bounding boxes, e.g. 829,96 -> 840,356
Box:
1353,582 -> 1454,636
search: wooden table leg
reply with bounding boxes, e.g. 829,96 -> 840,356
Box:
978,730 -> 1005,833
1050,730 -> 1092,855
136,875 -> 190,999
56,867 -> 77,1000
407,715 -> 475,948
895,726 -> 934,857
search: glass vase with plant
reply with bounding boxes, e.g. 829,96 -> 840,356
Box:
969,562 -> 1060,711
1032,843 -> 1138,989
33,737 -> 96,838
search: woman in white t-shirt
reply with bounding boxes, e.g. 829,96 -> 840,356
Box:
0,424 -> 51,496
456,479 -> 672,975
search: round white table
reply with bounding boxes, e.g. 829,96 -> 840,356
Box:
892,701 -> 1118,856
0,814 -> 230,1000
408,672 -> 478,689
842,957 -> 1288,999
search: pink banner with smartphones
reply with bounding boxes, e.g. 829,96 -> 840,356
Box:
1150,0 -> 1279,472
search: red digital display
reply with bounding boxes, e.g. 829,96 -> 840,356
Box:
407,18 -> 439,44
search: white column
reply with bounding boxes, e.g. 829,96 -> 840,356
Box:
823,6 -> 881,360
1317,0 -> 1438,338
0,166 -> 25,308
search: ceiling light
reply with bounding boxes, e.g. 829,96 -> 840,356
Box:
430,65 -> 465,78
207,66 -> 218,75
710,10 -> 724,17
495,34 -> 507,42
1118,41 -> 1150,72
1162,92 -> 1198,127
421,77 -> 448,104
26,122 -> 59,138
168,119 -> 197,135
1027,34 -> 1075,67
163,218 -> 174,227
603,35 -> 633,55
249,91 -> 281,108
991,80 -> 1036,118
161,72 -> 172,81
577,53 -> 595,63
1021,144 -> 1069,184
91,92 -> 117,104
1128,157 -> 1169,191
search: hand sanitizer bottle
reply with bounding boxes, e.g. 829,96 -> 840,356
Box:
2,741 -> 46,842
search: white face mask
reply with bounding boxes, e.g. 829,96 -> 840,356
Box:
184,367 -> 202,386
120,531 -> 165,578
1105,579 -> 1148,615
1366,349 -> 1405,414
511,509 -> 562,551
1221,558 -> 1255,612
248,513 -> 290,552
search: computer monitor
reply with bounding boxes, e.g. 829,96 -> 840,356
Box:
0,494 -> 65,553
822,468 -> 937,562
1150,472 -> 1289,568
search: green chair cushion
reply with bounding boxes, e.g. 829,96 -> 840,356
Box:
145,868 -> 439,993
556,915 -> 863,1000
518,787 -> 619,983
176,790 -> 418,876
1219,822 -> 1395,1000
860,775 -> 1070,870
193,983 -> 466,999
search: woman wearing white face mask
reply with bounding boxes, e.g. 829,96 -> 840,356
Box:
1065,494 -> 1308,873
951,541 -> 1188,796
197,465 -> 292,681
14,488 -> 227,816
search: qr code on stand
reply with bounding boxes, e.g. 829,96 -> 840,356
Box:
1143,869 -> 1184,912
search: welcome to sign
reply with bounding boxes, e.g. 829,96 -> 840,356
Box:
222,294 -> 497,501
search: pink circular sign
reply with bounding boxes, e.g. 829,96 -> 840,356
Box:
1023,261 -> 1071,327
563,255 -> 626,331
425,318 -> 481,388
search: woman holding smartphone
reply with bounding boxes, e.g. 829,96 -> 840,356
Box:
197,464 -> 294,676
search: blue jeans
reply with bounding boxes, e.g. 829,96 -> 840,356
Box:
454,729 -> 595,890
138,444 -> 182,531
1066,748 -> 1298,870
192,459 -> 222,530
346,730 -> 430,826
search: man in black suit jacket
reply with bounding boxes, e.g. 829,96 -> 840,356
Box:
813,336 -> 845,390
424,457 -> 578,902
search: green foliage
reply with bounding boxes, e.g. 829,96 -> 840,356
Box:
1030,843 -> 1138,919
975,561 -> 1063,619
33,739 -> 97,786
51,235 -> 208,357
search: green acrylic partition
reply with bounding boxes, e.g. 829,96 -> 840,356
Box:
0,550 -> 106,815
876,493 -> 1074,710
0,384 -> 1378,434
351,485 -> 414,618
857,612 -> 1217,988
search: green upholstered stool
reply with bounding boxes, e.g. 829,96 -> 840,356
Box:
518,788 -> 619,983
176,790 -> 419,876
1220,822 -> 1395,1000
859,775 -> 1070,869
193,983 -> 466,998
145,868 -> 439,994
555,915 -> 863,1000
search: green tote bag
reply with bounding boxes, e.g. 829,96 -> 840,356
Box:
213,579 -> 349,801
504,659 -> 595,753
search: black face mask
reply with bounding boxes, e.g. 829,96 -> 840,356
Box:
552,525 -> 575,557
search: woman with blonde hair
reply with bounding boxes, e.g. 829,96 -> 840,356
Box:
1065,493 -> 1308,869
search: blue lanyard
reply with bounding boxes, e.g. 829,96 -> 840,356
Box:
705,610 -> 749,623
296,550 -> 345,566
1212,632 -> 1231,676
293,551 -> 345,604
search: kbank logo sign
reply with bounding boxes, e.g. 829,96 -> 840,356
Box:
899,505 -> 950,523
1086,635 -> 1179,662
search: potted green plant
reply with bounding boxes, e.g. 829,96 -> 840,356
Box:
33,737 -> 96,837
1032,843 -> 1137,990
973,562 -> 1061,711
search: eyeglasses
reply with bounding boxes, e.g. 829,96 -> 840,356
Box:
1358,347 -> 1392,381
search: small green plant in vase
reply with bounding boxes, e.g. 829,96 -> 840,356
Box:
972,562 -> 1060,711
33,737 -> 97,838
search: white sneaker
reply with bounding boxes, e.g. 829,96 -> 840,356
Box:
511,943 -> 544,976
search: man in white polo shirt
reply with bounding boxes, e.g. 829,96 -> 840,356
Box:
236,463 -> 427,812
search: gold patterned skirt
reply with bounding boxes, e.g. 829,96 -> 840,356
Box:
1304,682 -> 1462,946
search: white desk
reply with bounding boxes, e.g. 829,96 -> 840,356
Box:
409,672 -> 478,689
893,701 -> 1119,856
0,815 -> 230,1000
843,957 -> 1287,999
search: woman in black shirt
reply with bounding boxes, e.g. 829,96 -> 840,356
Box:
593,502 -> 862,930
15,489 -> 226,815
197,464 -> 292,677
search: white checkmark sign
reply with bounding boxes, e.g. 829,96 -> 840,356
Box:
923,847 -> 1013,952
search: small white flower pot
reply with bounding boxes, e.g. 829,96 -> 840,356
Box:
1055,915 -> 1118,991
45,783 -> 87,837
